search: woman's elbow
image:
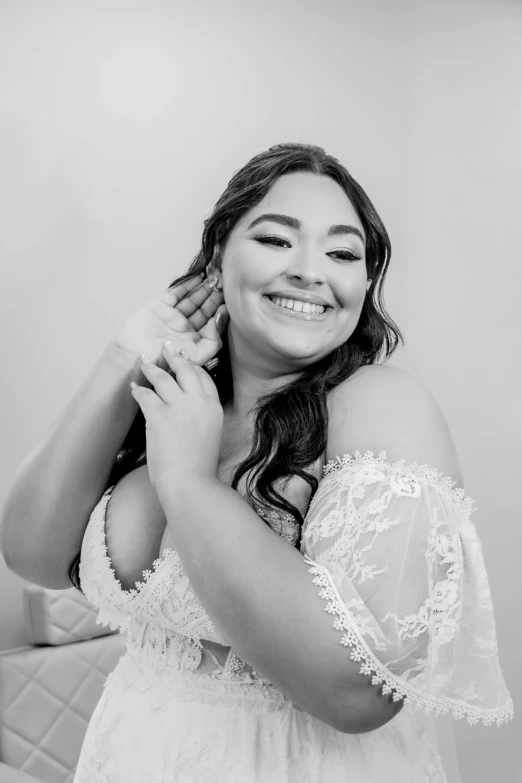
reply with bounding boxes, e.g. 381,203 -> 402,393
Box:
331,684 -> 405,734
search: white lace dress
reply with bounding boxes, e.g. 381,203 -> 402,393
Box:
74,451 -> 513,782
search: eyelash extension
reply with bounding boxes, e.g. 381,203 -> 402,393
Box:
254,235 -> 363,262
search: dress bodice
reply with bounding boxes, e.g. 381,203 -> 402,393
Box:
74,452 -> 513,782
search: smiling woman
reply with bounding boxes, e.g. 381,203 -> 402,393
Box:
202,171 -> 375,388
1,142 -> 512,783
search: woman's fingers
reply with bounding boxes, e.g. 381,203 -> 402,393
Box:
161,348 -> 207,397
158,272 -> 204,307
139,357 -> 182,405
192,306 -> 229,365
136,347 -> 220,415
163,347 -> 221,400
186,359 -> 221,400
177,281 -> 224,332
163,275 -> 224,331
187,287 -> 225,332
130,382 -> 164,415
148,300 -> 202,335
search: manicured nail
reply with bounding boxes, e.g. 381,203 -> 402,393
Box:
164,341 -> 175,353
206,276 -> 218,290
179,349 -> 189,359
141,353 -> 152,364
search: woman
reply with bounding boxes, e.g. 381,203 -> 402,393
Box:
1,143 -> 513,781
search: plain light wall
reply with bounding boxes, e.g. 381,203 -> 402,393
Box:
0,1 -> 520,781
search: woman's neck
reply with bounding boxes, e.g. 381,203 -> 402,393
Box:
226,358 -> 301,423
223,328 -> 307,422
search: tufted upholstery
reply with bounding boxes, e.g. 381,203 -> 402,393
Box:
23,584 -> 121,648
0,761 -> 43,782
0,584 -> 126,783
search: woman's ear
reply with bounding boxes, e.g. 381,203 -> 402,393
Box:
205,244 -> 224,289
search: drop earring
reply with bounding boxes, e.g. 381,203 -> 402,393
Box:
205,275 -> 223,292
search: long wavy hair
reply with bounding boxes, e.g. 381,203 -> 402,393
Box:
107,142 -> 403,541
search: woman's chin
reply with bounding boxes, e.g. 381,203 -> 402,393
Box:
265,335 -> 325,365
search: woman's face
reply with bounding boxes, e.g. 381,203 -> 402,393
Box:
217,171 -> 369,370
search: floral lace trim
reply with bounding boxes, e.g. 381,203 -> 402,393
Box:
303,555 -> 514,727
322,450 -> 476,518
89,486 -> 179,606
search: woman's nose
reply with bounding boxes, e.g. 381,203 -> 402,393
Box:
284,251 -> 328,286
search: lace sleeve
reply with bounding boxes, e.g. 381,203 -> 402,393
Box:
300,450 -> 514,727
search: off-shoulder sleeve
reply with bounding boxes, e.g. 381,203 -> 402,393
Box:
300,450 -> 513,727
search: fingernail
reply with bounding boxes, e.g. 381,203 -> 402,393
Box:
179,349 -> 189,359
141,353 -> 152,364
215,312 -> 221,329
206,276 -> 218,290
164,341 -> 175,353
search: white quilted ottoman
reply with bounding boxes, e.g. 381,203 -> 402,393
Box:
0,584 -> 126,783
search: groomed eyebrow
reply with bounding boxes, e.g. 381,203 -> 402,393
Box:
247,213 -> 365,243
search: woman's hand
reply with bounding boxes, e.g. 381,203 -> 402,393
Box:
129,347 -> 224,491
112,273 -> 229,371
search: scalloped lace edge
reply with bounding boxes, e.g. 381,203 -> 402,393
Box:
322,450 -> 476,517
303,555 -> 514,728
92,486 -> 179,603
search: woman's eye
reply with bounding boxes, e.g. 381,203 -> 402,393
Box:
253,236 -> 363,262
330,250 -> 364,262
254,235 -> 290,248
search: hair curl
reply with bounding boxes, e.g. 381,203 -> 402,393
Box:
106,142 -> 403,546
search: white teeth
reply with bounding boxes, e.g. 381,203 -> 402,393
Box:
269,296 -> 326,314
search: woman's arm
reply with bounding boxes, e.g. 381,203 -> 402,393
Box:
0,274 -> 219,590
0,342 -> 142,589
157,476 -> 404,734
152,366 -> 462,734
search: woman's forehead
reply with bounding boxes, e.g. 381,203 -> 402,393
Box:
235,173 -> 365,238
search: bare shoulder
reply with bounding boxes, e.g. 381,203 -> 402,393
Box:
327,364 -> 464,487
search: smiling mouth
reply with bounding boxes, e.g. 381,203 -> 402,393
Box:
263,295 -> 330,321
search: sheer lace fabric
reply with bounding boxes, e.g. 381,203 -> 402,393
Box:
74,450 -> 512,782
302,450 -> 513,727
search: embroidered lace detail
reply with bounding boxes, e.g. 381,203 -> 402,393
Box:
419,729 -> 448,783
155,734 -> 219,783
304,556 -> 510,726
105,651 -> 293,713
255,505 -> 300,546
302,450 -> 514,728
75,711 -> 120,782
